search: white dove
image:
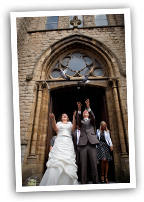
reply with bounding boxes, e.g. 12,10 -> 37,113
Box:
78,69 -> 90,84
60,68 -> 70,81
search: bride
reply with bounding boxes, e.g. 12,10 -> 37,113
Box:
39,111 -> 78,186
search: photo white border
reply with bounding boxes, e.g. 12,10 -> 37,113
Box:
10,8 -> 136,192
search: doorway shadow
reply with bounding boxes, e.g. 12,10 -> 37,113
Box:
49,85 -> 115,182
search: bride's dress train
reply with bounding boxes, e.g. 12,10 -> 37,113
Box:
39,122 -> 78,186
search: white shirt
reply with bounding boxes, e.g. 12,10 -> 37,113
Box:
83,118 -> 89,121
77,129 -> 81,145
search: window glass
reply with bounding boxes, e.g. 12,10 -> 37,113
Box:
46,16 -> 58,23
94,68 -> 103,76
95,15 -> 107,20
62,58 -> 70,66
95,14 -> 108,26
84,57 -> 92,65
68,57 -> 86,71
95,19 -> 108,26
46,16 -> 58,29
51,70 -> 60,78
80,67 -> 89,76
65,69 -> 75,76
50,51 -> 106,78
45,23 -> 58,29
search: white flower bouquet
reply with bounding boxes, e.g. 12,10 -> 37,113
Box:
25,176 -> 37,186
28,178 -> 37,186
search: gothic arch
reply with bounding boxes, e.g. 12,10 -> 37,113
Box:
31,34 -> 125,82
36,34 -> 128,157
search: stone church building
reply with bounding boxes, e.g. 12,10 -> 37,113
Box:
17,14 -> 129,185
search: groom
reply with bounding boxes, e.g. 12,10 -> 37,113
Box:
77,99 -> 99,184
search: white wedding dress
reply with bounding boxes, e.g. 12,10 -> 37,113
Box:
39,121 -> 78,186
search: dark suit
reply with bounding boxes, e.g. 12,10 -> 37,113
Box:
77,110 -> 99,184
72,129 -> 81,181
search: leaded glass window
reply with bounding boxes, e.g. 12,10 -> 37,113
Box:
94,68 -> 104,76
49,51 -> 106,79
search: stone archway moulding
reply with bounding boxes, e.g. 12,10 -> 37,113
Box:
29,34 -> 128,152
29,33 -> 126,82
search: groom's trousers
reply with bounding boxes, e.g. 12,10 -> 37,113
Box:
80,140 -> 99,184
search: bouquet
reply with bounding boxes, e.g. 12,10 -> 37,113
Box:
28,178 -> 37,186
25,176 -> 37,186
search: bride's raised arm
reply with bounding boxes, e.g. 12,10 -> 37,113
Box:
49,113 -> 58,132
71,111 -> 77,132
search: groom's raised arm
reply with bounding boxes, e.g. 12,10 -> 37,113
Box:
77,102 -> 82,128
85,99 -> 95,126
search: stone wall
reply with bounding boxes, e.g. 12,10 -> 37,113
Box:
17,17 -> 31,59
83,15 -> 95,27
26,14 -> 124,32
107,14 -> 124,26
58,16 -> 70,29
27,17 -> 46,31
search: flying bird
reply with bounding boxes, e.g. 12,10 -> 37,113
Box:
60,68 -> 70,81
78,69 -> 90,84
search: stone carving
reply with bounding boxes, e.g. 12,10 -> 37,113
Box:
26,73 -> 33,81
70,16 -> 81,28
108,78 -> 118,88
42,81 -> 47,89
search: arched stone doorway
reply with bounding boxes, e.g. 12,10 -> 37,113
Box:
22,34 -> 129,185
46,85 -> 115,182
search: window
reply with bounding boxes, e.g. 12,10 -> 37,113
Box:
95,14 -> 108,26
94,68 -> 104,76
49,51 -> 106,79
45,16 -> 59,29
70,15 -> 83,28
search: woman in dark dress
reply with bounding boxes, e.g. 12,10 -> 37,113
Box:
96,121 -> 113,183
